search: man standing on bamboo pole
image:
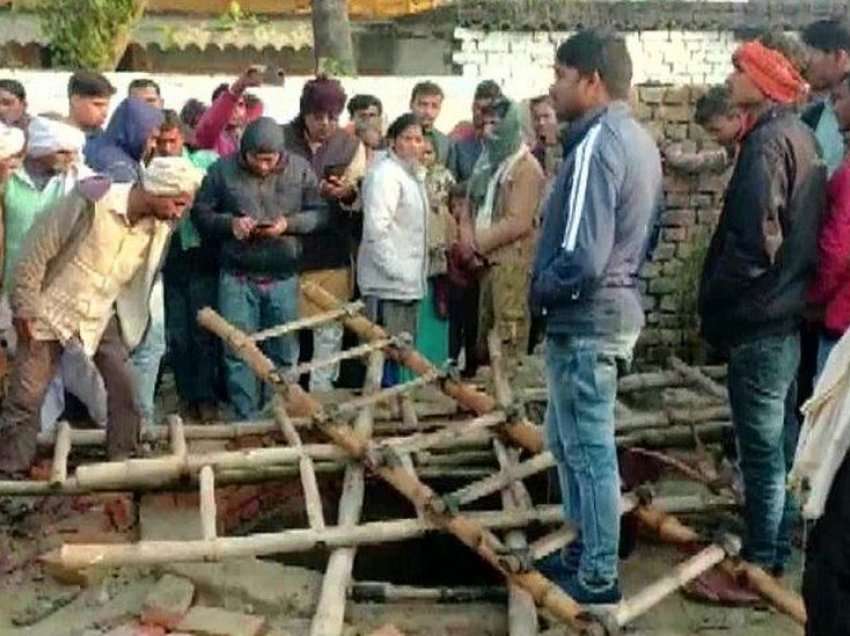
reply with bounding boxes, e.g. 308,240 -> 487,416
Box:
0,157 -> 204,476
529,29 -> 662,606
698,41 -> 822,582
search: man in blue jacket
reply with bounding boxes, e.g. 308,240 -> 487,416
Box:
530,29 -> 663,605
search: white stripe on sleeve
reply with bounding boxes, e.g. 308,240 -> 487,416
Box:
562,123 -> 602,252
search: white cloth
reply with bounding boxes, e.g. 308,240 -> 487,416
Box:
357,151 -> 429,301
141,156 -> 204,196
0,122 -> 24,160
26,116 -> 86,158
789,328 -> 850,519
475,145 -> 528,232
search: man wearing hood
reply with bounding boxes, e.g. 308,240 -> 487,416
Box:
0,157 -> 203,475
84,97 -> 166,425
192,117 -> 328,419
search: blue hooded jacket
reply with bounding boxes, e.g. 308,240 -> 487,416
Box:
84,98 -> 164,184
530,102 -> 663,337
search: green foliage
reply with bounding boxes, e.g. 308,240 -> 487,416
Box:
37,0 -> 145,70
673,227 -> 712,362
316,56 -> 356,77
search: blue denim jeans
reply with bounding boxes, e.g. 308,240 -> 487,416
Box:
727,333 -> 800,570
544,331 -> 639,589
219,272 -> 299,419
130,276 -> 166,423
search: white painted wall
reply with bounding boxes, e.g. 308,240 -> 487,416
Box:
0,70 -> 553,133
454,28 -> 738,88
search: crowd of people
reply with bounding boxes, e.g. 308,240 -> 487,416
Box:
0,19 -> 849,629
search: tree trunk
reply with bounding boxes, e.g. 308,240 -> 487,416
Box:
107,0 -> 148,70
311,0 -> 356,75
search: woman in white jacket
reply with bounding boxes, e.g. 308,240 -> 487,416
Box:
358,113 -> 428,384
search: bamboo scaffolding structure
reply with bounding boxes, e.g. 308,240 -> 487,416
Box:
250,301 -> 365,342
381,412 -> 506,456
169,416 -> 187,458
199,465 -> 217,541
449,448 -> 555,506
287,338 -> 393,382
273,399 -> 325,530
198,306 -> 594,633
311,351 -> 384,636
50,422 -> 72,486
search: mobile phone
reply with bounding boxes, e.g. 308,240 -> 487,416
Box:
324,164 -> 346,179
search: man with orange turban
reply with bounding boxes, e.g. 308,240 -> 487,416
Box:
698,39 -> 825,580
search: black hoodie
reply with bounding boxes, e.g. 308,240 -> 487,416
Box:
192,117 -> 328,278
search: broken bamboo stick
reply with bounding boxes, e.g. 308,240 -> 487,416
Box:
287,338 -> 393,383
349,581 -> 508,604
530,527 -> 578,562
198,306 -> 593,633
199,465 -> 217,541
311,351 -> 384,636
50,421 -> 72,486
335,370 -> 442,415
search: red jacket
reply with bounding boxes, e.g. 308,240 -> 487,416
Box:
809,158 -> 850,335
194,89 -> 263,158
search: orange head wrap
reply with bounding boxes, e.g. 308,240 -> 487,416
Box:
732,41 -> 808,105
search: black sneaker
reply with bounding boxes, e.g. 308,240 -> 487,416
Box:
558,574 -> 622,609
535,548 -> 580,580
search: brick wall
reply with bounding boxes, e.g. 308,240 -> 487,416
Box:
632,85 -> 730,363
453,28 -> 739,86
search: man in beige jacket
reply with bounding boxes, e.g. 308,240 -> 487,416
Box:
0,156 -> 203,475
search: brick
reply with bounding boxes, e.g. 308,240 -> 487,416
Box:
660,295 -> 680,312
177,606 -> 266,636
697,209 -> 721,226
660,209 -> 696,227
649,277 -> 678,294
103,624 -> 166,636
641,294 -> 657,311
103,494 -> 135,532
665,192 -> 690,208
639,261 -> 662,279
664,123 -> 689,141
651,243 -> 677,261
663,86 -> 691,104
662,227 -> 688,242
141,574 -> 195,628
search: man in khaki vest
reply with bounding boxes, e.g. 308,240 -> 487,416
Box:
0,156 -> 203,475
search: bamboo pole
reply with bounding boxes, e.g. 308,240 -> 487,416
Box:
198,306 -> 593,633
287,338 -> 392,382
448,451 -> 555,507
311,351 -> 385,636
274,399 -> 325,531
530,527 -> 578,562
495,438 -> 538,636
250,301 -> 365,342
46,504 -> 569,570
381,412 -> 506,456
669,357 -> 727,401
335,370 -> 442,415
611,539 -> 737,628
199,465 -> 217,541
349,581 -> 508,604
50,422 -> 72,486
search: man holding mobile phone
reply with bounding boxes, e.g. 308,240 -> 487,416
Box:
192,117 -> 329,418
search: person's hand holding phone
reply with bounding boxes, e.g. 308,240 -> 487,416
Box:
320,164 -> 355,201
252,216 -> 288,238
232,216 -> 257,240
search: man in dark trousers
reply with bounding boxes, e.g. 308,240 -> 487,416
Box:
699,40 -> 824,580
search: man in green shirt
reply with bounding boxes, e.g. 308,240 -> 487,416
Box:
156,109 -> 220,422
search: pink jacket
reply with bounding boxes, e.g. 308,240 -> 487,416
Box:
193,89 -> 263,157
809,158 -> 850,335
